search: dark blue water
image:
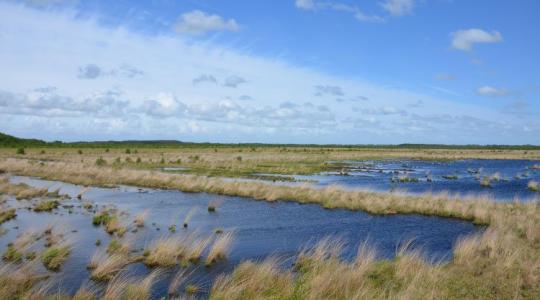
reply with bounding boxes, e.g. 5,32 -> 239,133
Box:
1,176 -> 480,298
293,159 -> 540,201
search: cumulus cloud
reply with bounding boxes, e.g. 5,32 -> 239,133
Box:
77,64 -> 102,79
295,0 -> 315,10
381,0 -> 415,16
476,86 -> 507,97
1,2 -> 536,144
451,29 -> 503,51
77,63 -> 143,79
359,106 -> 408,116
0,87 -> 129,117
193,74 -> 218,85
224,75 -> 247,88
315,85 -> 344,97
238,95 -> 254,101
174,10 -> 240,35
336,95 -> 369,102
141,93 -> 187,117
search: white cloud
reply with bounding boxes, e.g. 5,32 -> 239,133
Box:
142,93 -> 186,117
78,64 -> 102,79
24,0 -> 78,7
193,74 -> 218,85
295,0 -> 385,23
0,2 -> 536,143
381,0 -> 415,16
314,85 -> 344,97
295,0 -> 315,10
174,10 -> 240,35
476,86 -> 507,97
451,29 -> 503,51
354,11 -> 385,23
224,76 -> 247,88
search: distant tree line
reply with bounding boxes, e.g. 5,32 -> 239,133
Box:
1,132 -> 539,150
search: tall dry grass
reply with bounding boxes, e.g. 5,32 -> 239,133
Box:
206,232 -> 234,266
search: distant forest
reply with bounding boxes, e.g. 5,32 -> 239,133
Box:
1,132 -> 539,150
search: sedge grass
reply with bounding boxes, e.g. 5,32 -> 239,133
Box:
205,231 -> 234,266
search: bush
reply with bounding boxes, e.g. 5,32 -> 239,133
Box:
16,148 -> 25,155
95,157 -> 107,166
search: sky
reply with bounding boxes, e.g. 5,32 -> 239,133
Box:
0,0 -> 539,144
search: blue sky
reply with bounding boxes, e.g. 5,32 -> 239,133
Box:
0,0 -> 538,144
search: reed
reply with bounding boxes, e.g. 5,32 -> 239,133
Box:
205,232 -> 234,266
89,251 -> 130,281
133,210 -> 149,227
143,236 -> 182,267
182,207 -> 197,228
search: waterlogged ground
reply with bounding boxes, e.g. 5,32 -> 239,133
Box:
1,176 -> 480,298
285,159 -> 540,201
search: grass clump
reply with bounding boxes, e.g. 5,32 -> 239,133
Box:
92,210 -> 112,226
185,283 -> 200,295
528,181 -> 539,192
89,251 -> 130,281
2,230 -> 38,262
133,210 -> 149,227
480,177 -> 491,188
2,245 -> 23,262
16,148 -> 25,155
33,199 -> 59,212
41,245 -> 70,271
95,157 -> 107,166
0,208 -> 16,224
205,232 -> 233,266
92,210 -> 127,236
208,199 -> 221,212
107,239 -> 130,255
391,175 -> 419,183
143,237 -> 181,267
442,175 -> 458,180
211,258 -> 294,299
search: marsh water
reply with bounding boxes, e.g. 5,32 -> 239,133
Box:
274,159 -> 539,201
1,175 -> 480,298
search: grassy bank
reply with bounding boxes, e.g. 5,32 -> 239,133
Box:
0,158 -> 538,299
2,145 -> 540,180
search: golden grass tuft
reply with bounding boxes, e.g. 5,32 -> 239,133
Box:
205,231 -> 234,266
134,209 -> 149,227
89,251 -> 130,281
211,257 -> 295,300
528,181 -> 539,192
143,236 -> 182,267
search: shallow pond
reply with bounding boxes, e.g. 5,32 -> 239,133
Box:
2,176 -> 480,298
291,159 -> 540,201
